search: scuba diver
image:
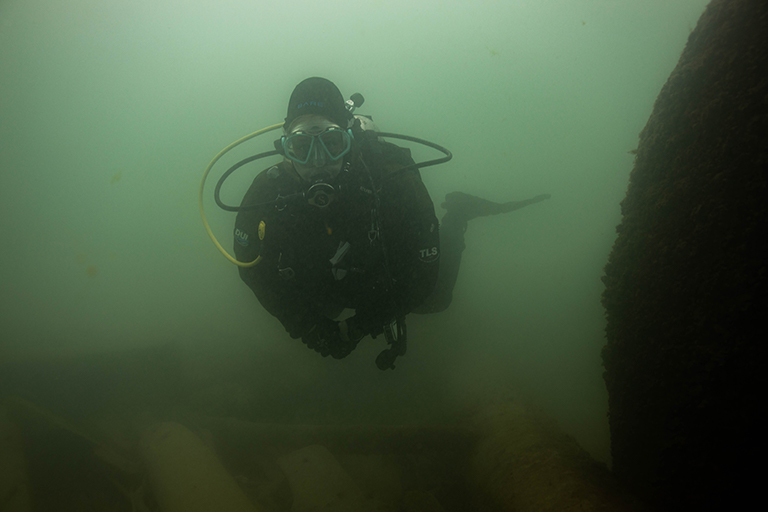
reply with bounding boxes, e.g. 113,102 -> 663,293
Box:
228,77 -> 550,369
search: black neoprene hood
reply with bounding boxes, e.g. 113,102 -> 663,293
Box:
284,77 -> 352,129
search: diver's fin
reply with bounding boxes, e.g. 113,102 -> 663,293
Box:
441,191 -> 550,222
440,192 -> 508,221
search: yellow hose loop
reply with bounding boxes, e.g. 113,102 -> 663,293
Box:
199,123 -> 284,267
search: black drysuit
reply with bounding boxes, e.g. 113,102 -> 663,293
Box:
233,141 -> 440,340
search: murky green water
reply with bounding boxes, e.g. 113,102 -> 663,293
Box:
0,0 -> 710,467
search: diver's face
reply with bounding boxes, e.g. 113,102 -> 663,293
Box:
285,115 -> 345,182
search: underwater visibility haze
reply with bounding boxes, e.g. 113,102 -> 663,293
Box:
0,0 -> 711,470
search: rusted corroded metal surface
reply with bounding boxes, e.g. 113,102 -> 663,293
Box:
139,422 -> 263,512
601,0 -> 767,508
468,402 -> 646,512
3,345 -> 646,511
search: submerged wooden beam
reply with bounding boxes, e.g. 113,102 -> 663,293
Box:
469,402 -> 645,512
199,417 -> 480,454
139,422 -> 263,512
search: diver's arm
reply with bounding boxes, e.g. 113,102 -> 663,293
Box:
396,170 -> 441,311
234,170 -> 326,339
345,169 -> 440,338
241,268 -> 326,339
234,219 -> 327,339
379,142 -> 441,313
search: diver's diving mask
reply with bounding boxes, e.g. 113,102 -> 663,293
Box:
281,126 -> 353,167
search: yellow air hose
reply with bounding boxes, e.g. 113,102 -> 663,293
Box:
198,123 -> 283,267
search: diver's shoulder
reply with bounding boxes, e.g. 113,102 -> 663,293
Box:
251,162 -> 298,190
376,141 -> 424,186
241,162 -> 296,208
252,161 -> 292,182
379,140 -> 414,165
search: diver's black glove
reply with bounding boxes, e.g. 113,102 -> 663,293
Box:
302,318 -> 358,359
340,316 -> 367,343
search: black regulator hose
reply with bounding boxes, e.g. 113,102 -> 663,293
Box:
214,150 -> 281,212
376,132 -> 453,173
213,132 -> 452,213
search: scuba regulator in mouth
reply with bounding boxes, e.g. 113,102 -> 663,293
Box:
305,180 -> 337,207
